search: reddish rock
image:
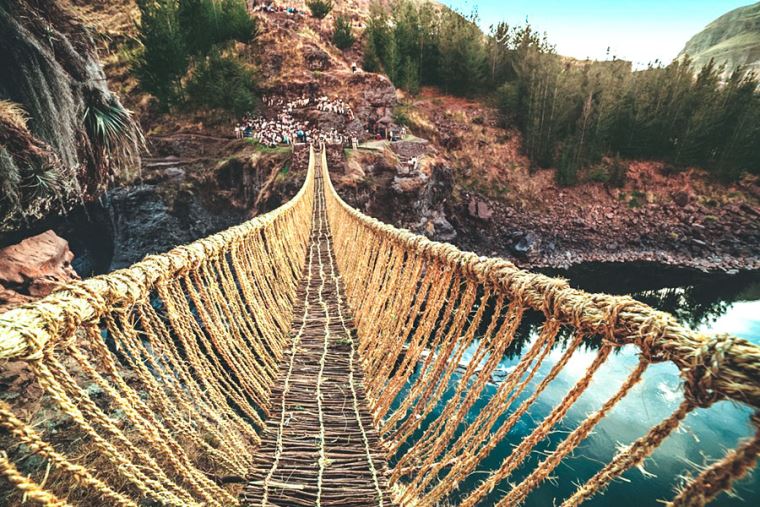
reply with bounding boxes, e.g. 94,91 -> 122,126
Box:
468,198 -> 493,220
0,231 -> 79,312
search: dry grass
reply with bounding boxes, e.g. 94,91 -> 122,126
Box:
0,100 -> 29,132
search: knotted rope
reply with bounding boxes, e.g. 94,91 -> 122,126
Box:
319,149 -> 760,507
0,148 -> 315,505
1,146 -> 758,507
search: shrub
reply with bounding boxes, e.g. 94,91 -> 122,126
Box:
494,82 -> 519,125
135,0 -> 257,109
134,0 -> 188,108
556,147 -> 579,186
186,54 -> 257,115
607,156 -> 628,188
393,106 -> 410,126
332,15 -> 355,50
306,0 -> 333,19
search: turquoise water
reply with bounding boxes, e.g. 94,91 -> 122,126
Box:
390,266 -> 760,506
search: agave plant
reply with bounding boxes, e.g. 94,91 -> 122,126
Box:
83,100 -> 133,151
82,91 -> 144,188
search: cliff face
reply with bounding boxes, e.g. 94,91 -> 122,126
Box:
0,0 -> 141,241
678,2 -> 760,77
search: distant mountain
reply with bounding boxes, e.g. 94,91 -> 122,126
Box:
678,2 -> 760,77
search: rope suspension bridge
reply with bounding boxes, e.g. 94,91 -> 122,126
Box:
0,146 -> 759,506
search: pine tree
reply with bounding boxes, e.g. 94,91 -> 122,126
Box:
332,15 -> 355,50
363,2 -> 392,73
306,0 -> 333,20
134,0 -> 188,108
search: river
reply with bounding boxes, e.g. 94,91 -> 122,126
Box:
390,264 -> 760,506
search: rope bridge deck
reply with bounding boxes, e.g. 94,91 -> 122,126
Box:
241,159 -> 391,506
0,145 -> 758,506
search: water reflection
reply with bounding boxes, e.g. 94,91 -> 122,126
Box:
543,262 -> 760,331
391,263 -> 760,506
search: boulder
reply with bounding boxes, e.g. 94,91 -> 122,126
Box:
513,232 -> 540,257
419,210 -> 456,242
430,211 -> 457,242
392,173 -> 428,194
468,198 -> 493,220
0,230 -> 79,312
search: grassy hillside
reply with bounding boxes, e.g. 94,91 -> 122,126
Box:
678,2 -> 760,76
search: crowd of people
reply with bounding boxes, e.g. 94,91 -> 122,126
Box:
316,97 -> 354,119
262,95 -> 354,119
234,112 -> 308,147
251,2 -> 303,15
235,94 -> 359,147
234,94 -> 359,147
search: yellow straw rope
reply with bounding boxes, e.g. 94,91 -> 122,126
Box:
0,146 -> 758,507
319,148 -> 760,507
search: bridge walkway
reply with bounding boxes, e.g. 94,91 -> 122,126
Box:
241,158 -> 393,506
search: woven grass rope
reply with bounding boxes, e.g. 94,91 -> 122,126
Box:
0,146 -> 758,506
319,149 -> 760,507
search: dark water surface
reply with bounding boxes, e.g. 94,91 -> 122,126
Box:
391,263 -> 760,506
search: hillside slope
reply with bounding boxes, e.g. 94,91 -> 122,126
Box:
678,2 -> 760,76
8,0 -> 759,276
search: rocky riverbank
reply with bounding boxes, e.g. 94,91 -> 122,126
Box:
329,145 -> 760,274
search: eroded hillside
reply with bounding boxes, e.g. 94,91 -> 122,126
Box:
12,0 -> 760,276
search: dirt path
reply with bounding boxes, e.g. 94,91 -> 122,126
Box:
241,158 -> 393,507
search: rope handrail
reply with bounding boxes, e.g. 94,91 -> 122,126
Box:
0,146 -> 316,506
0,148 -> 315,361
0,144 -> 758,507
318,149 -> 760,410
318,148 -> 760,507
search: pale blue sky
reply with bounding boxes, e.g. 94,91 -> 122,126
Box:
443,1 -> 755,68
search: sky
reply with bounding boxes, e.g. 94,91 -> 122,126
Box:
442,1 -> 755,68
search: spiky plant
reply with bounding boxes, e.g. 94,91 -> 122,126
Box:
83,101 -> 133,151
0,100 -> 29,132
82,91 -> 144,189
0,114 -> 67,233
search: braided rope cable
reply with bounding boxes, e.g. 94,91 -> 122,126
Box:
319,147 -> 760,507
0,145 -> 315,505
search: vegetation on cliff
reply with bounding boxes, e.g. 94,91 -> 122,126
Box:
0,0 -> 141,238
363,0 -> 760,183
332,15 -> 356,50
306,0 -> 334,20
133,0 -> 257,113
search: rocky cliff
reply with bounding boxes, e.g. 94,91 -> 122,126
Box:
0,0 -> 141,241
678,2 -> 760,77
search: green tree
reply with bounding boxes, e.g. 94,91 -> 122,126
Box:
332,15 -> 355,50
400,56 -> 420,94
306,0 -> 333,19
360,0 -> 760,182
133,0 -> 188,108
363,2 -> 393,73
436,9 -> 486,95
179,0 -> 257,56
134,0 -> 257,112
186,53 -> 257,115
